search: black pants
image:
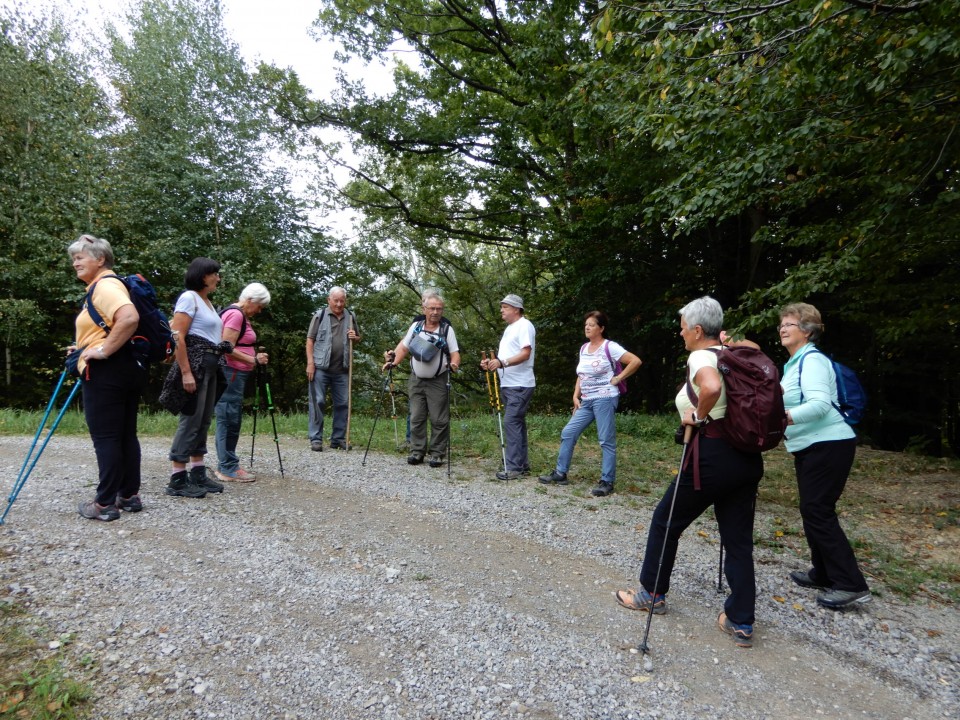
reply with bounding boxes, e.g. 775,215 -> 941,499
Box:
639,436 -> 763,626
794,438 -> 868,592
82,350 -> 146,506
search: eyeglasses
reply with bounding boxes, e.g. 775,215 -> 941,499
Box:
778,322 -> 800,331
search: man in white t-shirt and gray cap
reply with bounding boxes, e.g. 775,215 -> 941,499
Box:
480,293 -> 536,480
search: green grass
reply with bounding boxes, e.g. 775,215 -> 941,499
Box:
0,598 -> 91,719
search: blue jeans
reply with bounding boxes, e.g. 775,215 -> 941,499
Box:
308,369 -> 349,444
215,368 -> 250,474
555,395 -> 619,485
502,386 -> 534,472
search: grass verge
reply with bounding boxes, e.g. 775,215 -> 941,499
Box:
0,594 -> 91,719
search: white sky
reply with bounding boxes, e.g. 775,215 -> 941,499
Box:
13,0 -> 401,236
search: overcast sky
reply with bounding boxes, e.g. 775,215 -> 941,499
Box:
19,0 -> 396,102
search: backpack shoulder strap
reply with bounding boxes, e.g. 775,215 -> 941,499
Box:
221,304 -> 249,346
308,307 -> 327,341
603,340 -> 615,371
83,274 -> 128,332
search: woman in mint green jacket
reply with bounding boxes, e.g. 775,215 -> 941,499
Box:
779,302 -> 870,610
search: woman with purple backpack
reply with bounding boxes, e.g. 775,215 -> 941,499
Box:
537,310 -> 642,497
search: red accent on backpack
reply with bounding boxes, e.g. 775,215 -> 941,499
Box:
709,345 -> 786,453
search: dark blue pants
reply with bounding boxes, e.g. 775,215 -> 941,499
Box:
82,350 -> 146,506
502,386 -> 534,472
640,436 -> 763,626
794,438 -> 868,592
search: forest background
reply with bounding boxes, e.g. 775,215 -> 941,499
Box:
1,0 -> 957,456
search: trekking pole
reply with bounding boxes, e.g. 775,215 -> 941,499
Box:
389,368 -> 399,451
489,349 -> 507,473
481,352 -> 503,471
250,363 -> 261,468
637,424 -> 693,672
446,367 -> 453,478
1,371 -> 82,525
346,338 -> 354,450
717,543 -> 725,594
362,365 -> 392,466
259,348 -> 284,478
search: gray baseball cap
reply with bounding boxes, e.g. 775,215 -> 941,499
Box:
500,294 -> 524,310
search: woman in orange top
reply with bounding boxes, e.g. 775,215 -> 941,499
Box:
68,234 -> 146,521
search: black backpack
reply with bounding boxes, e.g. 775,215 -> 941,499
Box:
219,304 -> 251,348
84,273 -> 176,365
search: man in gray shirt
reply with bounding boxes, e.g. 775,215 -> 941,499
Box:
306,287 -> 360,450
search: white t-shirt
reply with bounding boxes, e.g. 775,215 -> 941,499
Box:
674,347 -> 727,420
402,320 -> 460,378
577,340 -> 627,400
498,316 -> 536,388
174,290 -> 223,344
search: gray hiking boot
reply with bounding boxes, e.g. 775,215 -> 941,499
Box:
816,589 -> 871,609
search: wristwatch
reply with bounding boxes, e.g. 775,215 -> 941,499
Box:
692,411 -> 709,426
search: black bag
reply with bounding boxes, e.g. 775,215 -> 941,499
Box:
84,273 -> 176,365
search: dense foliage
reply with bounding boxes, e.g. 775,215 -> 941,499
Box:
1,0 -> 957,454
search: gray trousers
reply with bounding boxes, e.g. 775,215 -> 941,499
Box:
502,386 -> 534,472
169,354 -> 221,462
408,373 -> 450,457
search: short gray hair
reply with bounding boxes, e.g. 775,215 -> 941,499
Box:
329,286 -> 346,300
679,296 -> 723,338
421,289 -> 444,306
239,282 -> 271,305
67,234 -> 114,268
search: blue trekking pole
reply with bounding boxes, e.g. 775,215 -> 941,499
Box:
1,369 -> 82,525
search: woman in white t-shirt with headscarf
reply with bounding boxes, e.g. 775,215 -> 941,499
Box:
538,311 -> 642,496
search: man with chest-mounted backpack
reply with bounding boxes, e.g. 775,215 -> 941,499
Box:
383,289 -> 461,468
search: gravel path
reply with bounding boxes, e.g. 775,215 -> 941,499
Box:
1,435 -> 956,719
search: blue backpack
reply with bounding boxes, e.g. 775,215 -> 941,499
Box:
798,349 -> 867,425
84,274 -> 176,365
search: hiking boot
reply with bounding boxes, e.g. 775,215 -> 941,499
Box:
615,587 -> 667,615
816,589 -> 871,610
718,612 -> 754,648
495,469 -> 523,481
116,494 -> 143,513
538,470 -> 569,485
591,481 -> 614,497
407,453 -> 424,465
790,570 -> 825,590
192,466 -> 223,494
165,470 -> 207,498
310,440 -> 323,452
330,441 -> 352,450
77,500 -> 120,522
428,455 -> 444,468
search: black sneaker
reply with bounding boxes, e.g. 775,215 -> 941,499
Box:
591,481 -> 614,497
428,455 -> 444,468
192,466 -> 224,494
816,589 -> 871,609
330,441 -> 352,450
789,570 -> 825,589
165,470 -> 207,498
538,470 -> 569,485
77,500 -> 120,521
116,494 -> 143,512
407,453 -> 424,465
310,440 -> 323,452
